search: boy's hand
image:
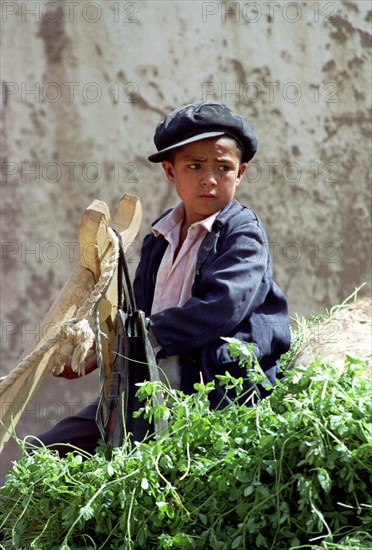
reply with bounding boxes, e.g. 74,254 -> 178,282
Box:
53,352 -> 98,379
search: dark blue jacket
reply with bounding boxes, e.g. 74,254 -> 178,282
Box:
134,199 -> 290,408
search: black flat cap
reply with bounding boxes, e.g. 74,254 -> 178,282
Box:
148,101 -> 258,163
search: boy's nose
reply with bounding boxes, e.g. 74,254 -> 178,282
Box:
201,168 -> 218,186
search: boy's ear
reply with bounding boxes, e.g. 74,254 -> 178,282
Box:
236,162 -> 248,185
162,160 -> 175,183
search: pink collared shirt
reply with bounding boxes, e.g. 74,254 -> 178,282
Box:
151,203 -> 220,315
150,203 -> 220,389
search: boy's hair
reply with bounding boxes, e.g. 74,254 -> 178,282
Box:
148,101 -> 258,164
165,135 -> 243,165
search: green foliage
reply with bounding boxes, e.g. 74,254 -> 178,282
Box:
1,346 -> 371,549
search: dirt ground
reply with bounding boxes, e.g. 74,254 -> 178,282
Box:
289,297 -> 371,376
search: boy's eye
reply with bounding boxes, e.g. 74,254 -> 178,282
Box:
187,163 -> 235,172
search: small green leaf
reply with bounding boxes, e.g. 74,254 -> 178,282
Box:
317,468 -> 332,493
231,534 -> 243,549
156,500 -> 167,509
199,513 -> 208,525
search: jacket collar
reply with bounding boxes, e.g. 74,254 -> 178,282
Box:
212,199 -> 245,231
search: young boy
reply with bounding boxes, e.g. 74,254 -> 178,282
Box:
31,101 -> 290,454
134,100 -> 290,408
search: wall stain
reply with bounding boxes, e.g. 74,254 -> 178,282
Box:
329,15 -> 371,49
38,5 -> 68,63
343,2 -> 359,13
133,94 -> 167,116
323,111 -> 371,142
322,59 -> 336,73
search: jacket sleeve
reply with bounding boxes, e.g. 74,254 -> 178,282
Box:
149,220 -> 271,357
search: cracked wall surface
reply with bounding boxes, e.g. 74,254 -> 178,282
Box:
1,0 -> 371,478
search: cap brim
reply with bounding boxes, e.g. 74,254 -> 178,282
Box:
148,131 -> 226,162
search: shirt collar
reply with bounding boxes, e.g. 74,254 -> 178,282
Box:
152,203 -> 221,237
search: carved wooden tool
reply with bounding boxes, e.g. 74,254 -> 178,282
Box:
0,194 -> 142,452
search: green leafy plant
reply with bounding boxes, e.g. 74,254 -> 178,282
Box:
1,338 -> 371,549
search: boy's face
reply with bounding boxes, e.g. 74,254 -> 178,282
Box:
161,136 -> 247,226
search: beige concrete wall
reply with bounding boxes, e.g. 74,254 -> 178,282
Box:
1,0 -> 371,478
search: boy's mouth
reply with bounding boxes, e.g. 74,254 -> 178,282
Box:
200,193 -> 216,199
